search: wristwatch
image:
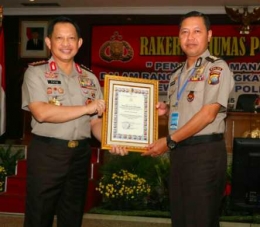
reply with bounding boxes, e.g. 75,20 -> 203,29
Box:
166,135 -> 177,150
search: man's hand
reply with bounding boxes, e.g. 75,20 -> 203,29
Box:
109,145 -> 129,156
156,102 -> 169,116
87,99 -> 106,116
142,137 -> 168,157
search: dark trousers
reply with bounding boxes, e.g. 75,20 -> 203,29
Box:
169,140 -> 227,227
24,135 -> 92,227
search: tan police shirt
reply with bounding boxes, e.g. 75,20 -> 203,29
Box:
22,57 -> 103,140
167,49 -> 234,136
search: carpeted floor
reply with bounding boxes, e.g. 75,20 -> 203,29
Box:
0,212 -> 256,227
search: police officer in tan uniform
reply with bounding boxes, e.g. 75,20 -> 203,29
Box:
22,16 -> 105,227
168,51 -> 232,137
142,11 -> 234,227
23,61 -> 102,142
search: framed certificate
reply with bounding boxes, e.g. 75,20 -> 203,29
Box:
102,75 -> 159,152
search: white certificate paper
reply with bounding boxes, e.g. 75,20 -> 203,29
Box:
112,86 -> 148,143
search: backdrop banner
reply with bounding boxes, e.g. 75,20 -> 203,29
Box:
91,25 -> 260,108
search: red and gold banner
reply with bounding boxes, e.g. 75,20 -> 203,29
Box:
91,25 -> 260,106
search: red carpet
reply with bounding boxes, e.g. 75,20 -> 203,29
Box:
0,147 -> 103,213
0,159 -> 26,213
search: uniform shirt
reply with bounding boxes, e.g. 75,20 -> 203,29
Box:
22,57 -> 103,140
167,49 -> 234,136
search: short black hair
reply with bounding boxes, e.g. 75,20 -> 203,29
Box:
179,11 -> 211,31
47,16 -> 81,38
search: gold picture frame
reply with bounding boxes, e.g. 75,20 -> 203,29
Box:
102,75 -> 159,152
20,20 -> 49,58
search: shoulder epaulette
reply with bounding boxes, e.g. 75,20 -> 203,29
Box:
28,60 -> 48,66
80,64 -> 93,73
170,62 -> 184,74
205,56 -> 221,63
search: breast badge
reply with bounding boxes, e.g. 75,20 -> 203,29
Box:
57,87 -> 64,94
49,97 -> 62,106
79,76 -> 96,94
187,91 -> 194,102
190,66 -> 205,81
79,77 -> 94,87
47,87 -> 64,95
45,71 -> 58,78
47,87 -> 52,95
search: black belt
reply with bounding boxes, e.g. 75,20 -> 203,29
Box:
33,134 -> 90,148
178,134 -> 223,147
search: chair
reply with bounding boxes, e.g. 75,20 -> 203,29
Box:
236,94 -> 259,112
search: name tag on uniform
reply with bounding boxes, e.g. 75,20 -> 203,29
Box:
47,80 -> 61,84
170,112 -> 179,131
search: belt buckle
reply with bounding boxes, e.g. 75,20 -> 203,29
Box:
68,140 -> 79,148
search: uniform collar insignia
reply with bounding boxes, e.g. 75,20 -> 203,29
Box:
49,61 -> 57,71
195,57 -> 202,67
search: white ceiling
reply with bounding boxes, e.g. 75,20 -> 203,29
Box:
1,0 -> 260,15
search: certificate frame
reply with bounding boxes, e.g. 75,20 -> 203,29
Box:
102,75 -> 158,152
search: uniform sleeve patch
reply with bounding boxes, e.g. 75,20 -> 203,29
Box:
209,66 -> 223,71
208,71 -> 220,85
208,66 -> 223,85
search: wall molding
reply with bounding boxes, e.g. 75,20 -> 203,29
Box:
4,6 -> 229,15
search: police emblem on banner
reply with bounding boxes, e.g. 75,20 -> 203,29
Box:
99,31 -> 134,62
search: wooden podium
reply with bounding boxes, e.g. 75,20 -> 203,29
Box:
224,111 -> 260,153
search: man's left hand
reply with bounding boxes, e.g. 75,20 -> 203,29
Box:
142,137 -> 168,157
109,145 -> 129,156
